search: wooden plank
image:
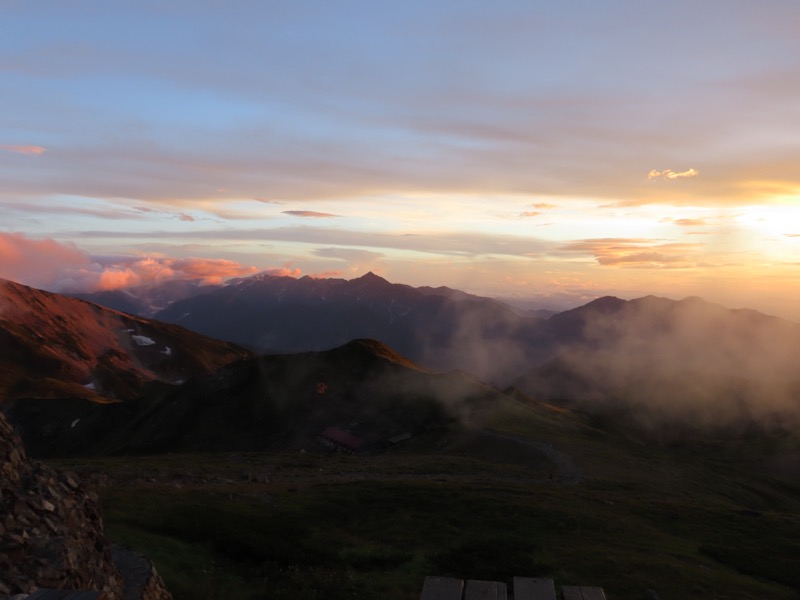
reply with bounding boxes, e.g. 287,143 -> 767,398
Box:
464,579 -> 507,600
576,587 -> 606,600
512,576 -> 557,600
560,585 -> 607,600
561,586 -> 584,600
420,576 -> 464,600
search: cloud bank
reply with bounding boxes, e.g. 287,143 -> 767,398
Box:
0,232 -> 259,293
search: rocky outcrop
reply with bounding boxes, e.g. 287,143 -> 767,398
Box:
111,547 -> 172,600
0,413 -> 170,600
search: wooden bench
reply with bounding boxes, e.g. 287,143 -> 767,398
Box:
513,576 -> 557,600
420,576 -> 605,600
464,579 -> 507,600
420,576 -> 464,600
561,585 -> 607,600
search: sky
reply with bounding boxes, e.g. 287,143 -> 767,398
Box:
2,0 -> 800,319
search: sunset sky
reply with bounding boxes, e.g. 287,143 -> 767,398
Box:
2,1 -> 800,319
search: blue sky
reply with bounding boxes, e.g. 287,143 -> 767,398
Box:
2,1 -> 800,318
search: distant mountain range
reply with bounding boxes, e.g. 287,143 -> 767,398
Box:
6,274 -> 800,449
75,272 -> 551,384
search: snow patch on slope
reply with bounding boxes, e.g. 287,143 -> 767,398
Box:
132,335 -> 156,346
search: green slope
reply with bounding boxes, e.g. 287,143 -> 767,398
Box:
50,395 -> 800,600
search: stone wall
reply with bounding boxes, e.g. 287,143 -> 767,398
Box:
0,412 -> 171,600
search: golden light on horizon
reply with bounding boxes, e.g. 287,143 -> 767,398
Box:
734,204 -> 800,239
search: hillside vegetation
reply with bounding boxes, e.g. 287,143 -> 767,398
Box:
51,398 -> 800,600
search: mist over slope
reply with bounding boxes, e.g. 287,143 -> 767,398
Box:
518,295 -> 800,438
0,278 -> 251,404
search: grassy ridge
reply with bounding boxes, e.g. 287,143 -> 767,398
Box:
51,403 -> 800,599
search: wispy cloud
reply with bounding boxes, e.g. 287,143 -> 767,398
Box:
70,226 -> 557,259
648,168 -> 699,180
561,238 -> 703,269
670,218 -> 708,227
519,211 -> 541,218
0,145 -> 47,156
131,205 -> 215,223
3,200 -> 139,221
312,247 -> 384,275
282,210 -> 342,218
313,247 -> 385,261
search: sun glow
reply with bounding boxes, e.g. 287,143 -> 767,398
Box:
734,204 -> 800,238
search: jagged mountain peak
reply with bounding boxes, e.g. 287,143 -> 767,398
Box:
358,270 -> 384,280
349,271 -> 390,285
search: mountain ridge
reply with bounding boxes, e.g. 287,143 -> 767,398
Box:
0,277 -> 252,405
8,275 -> 800,446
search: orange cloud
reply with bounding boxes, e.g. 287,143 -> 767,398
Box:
519,211 -> 542,218
561,238 -> 703,269
0,233 -> 88,289
95,269 -> 142,290
648,168 -> 699,180
0,232 -> 260,292
0,144 -> 47,155
282,210 -> 341,218
672,218 -> 708,226
168,258 -> 260,283
261,266 -> 303,278
87,257 -> 260,289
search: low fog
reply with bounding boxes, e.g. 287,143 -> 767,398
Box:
518,296 -> 800,438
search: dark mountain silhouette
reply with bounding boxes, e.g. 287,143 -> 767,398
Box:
0,278 -> 252,405
145,272 -> 548,384
73,273 -> 575,385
